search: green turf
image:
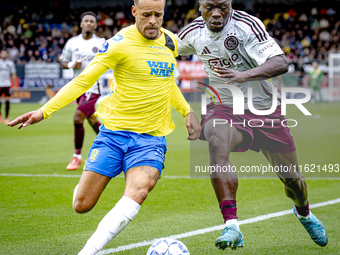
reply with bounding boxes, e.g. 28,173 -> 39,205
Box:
0,102 -> 339,254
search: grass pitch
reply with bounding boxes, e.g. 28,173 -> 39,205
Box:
0,102 -> 339,254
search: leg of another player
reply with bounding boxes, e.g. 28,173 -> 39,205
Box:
312,88 -> 317,103
261,149 -> 328,246
4,96 -> 10,124
87,113 -> 101,135
66,109 -> 86,170
204,119 -> 244,249
74,109 -> 86,155
317,88 -> 323,103
78,166 -> 159,255
0,95 -> 2,123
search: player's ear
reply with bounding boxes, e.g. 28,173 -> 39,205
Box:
132,6 -> 137,17
199,3 -> 202,12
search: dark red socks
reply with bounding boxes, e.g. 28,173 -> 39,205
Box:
220,200 -> 237,222
74,123 -> 84,154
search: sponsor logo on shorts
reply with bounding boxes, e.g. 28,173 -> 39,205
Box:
90,149 -> 99,162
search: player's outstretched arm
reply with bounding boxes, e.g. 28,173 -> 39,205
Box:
186,112 -> 201,140
7,110 -> 43,129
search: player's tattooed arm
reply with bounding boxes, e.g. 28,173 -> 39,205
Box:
139,166 -> 160,181
214,55 -> 289,83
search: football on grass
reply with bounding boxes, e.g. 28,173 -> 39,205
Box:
146,238 -> 190,255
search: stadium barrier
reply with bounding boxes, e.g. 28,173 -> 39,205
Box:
7,60 -> 338,103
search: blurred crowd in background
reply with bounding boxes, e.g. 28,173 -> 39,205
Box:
0,1 -> 338,65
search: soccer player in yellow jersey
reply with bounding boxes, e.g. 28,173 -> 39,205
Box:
8,0 -> 201,254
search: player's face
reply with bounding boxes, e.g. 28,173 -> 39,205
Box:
1,50 -> 8,59
80,15 -> 97,34
132,0 -> 165,40
200,0 -> 231,32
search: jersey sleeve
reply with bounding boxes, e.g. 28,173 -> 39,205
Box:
176,35 -> 197,56
243,17 -> 284,66
94,35 -> 126,70
60,40 -> 72,62
170,79 -> 191,117
39,60 -> 108,119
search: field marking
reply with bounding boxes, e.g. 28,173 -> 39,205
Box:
0,173 -> 82,178
98,198 -> 340,254
0,173 -> 339,180
0,173 -> 190,179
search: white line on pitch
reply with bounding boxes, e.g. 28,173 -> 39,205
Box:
98,198 -> 340,254
0,173 -> 339,180
0,173 -> 82,178
0,173 -> 190,178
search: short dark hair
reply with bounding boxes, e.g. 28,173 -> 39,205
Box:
81,11 -> 97,22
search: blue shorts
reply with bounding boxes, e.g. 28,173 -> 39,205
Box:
84,125 -> 167,178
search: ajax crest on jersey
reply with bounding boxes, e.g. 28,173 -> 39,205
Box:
224,35 -> 239,50
147,238 -> 190,255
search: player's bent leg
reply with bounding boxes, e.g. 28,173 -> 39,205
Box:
78,166 -> 159,255
204,119 -> 244,250
124,165 -> 160,204
262,150 -> 328,246
261,150 -> 307,206
73,170 -> 111,214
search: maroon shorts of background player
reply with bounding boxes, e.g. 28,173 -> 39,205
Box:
76,93 -> 100,117
200,103 -> 296,154
0,87 -> 11,97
